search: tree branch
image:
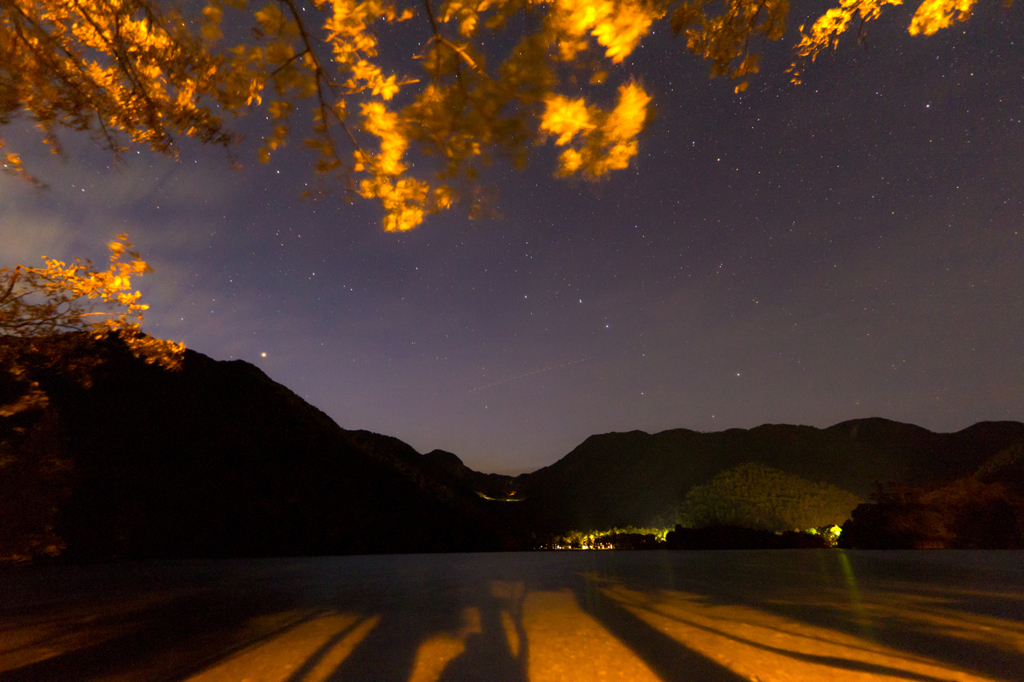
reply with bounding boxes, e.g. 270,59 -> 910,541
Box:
276,0 -> 362,164
6,5 -> 122,154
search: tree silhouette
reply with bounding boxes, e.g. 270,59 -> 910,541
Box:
0,236 -> 183,561
1,0 -> 989,229
0,235 -> 181,417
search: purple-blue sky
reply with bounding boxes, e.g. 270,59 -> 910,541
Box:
2,4 -> 1022,474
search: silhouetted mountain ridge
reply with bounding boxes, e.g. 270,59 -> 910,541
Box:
3,335 -> 1022,559
1,337 -> 502,560
505,420 -> 1024,533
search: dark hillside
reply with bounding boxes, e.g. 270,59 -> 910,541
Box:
0,337 -> 499,560
419,449 -> 519,500
510,420 -> 1024,533
824,418 -> 1024,486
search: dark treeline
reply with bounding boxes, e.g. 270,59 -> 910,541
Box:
839,443 -> 1024,549
664,526 -> 832,550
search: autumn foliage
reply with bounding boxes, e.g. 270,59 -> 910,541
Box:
1,0 -> 992,229
0,236 -> 183,561
0,235 -> 182,418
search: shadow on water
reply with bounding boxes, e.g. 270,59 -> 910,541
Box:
589,588 -> 957,682
0,583 -> 316,681
571,549 -> 1024,682
0,551 -> 1021,681
568,572 -> 747,682
432,583 -> 528,682
0,555 -> 533,682
322,577 -> 528,682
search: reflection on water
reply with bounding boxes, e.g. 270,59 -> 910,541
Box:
1,551 -> 1021,681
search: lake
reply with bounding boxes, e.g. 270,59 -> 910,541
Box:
1,550 -> 1021,681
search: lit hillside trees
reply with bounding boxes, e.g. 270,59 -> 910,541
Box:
1,0 -> 993,230
668,463 -> 863,532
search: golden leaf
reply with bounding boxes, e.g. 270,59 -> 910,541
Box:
909,0 -> 976,35
541,96 -> 593,145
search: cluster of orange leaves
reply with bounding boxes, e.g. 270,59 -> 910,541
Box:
790,0 -> 980,83
0,235 -> 183,417
1,0 -> 990,229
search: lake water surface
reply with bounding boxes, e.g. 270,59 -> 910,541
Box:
1,550 -> 1022,681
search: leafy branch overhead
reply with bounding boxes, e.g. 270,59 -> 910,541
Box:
0,0 -> 991,230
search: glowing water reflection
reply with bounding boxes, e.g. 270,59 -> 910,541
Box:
1,552 -> 1021,681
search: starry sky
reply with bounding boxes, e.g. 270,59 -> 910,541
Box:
1,3 -> 1022,474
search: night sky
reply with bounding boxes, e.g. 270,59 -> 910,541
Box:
1,4 -> 1021,474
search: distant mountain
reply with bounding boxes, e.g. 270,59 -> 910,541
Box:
3,335 -> 1022,559
505,420 -> 1024,533
419,449 -> 519,500
0,337 -> 501,561
839,442 -> 1024,550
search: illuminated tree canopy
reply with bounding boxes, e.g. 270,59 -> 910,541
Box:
0,0 -> 992,229
0,235 -> 183,417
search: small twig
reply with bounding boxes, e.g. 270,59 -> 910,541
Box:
271,48 -> 311,76
422,0 -> 470,97
278,0 -> 362,160
856,16 -> 869,50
